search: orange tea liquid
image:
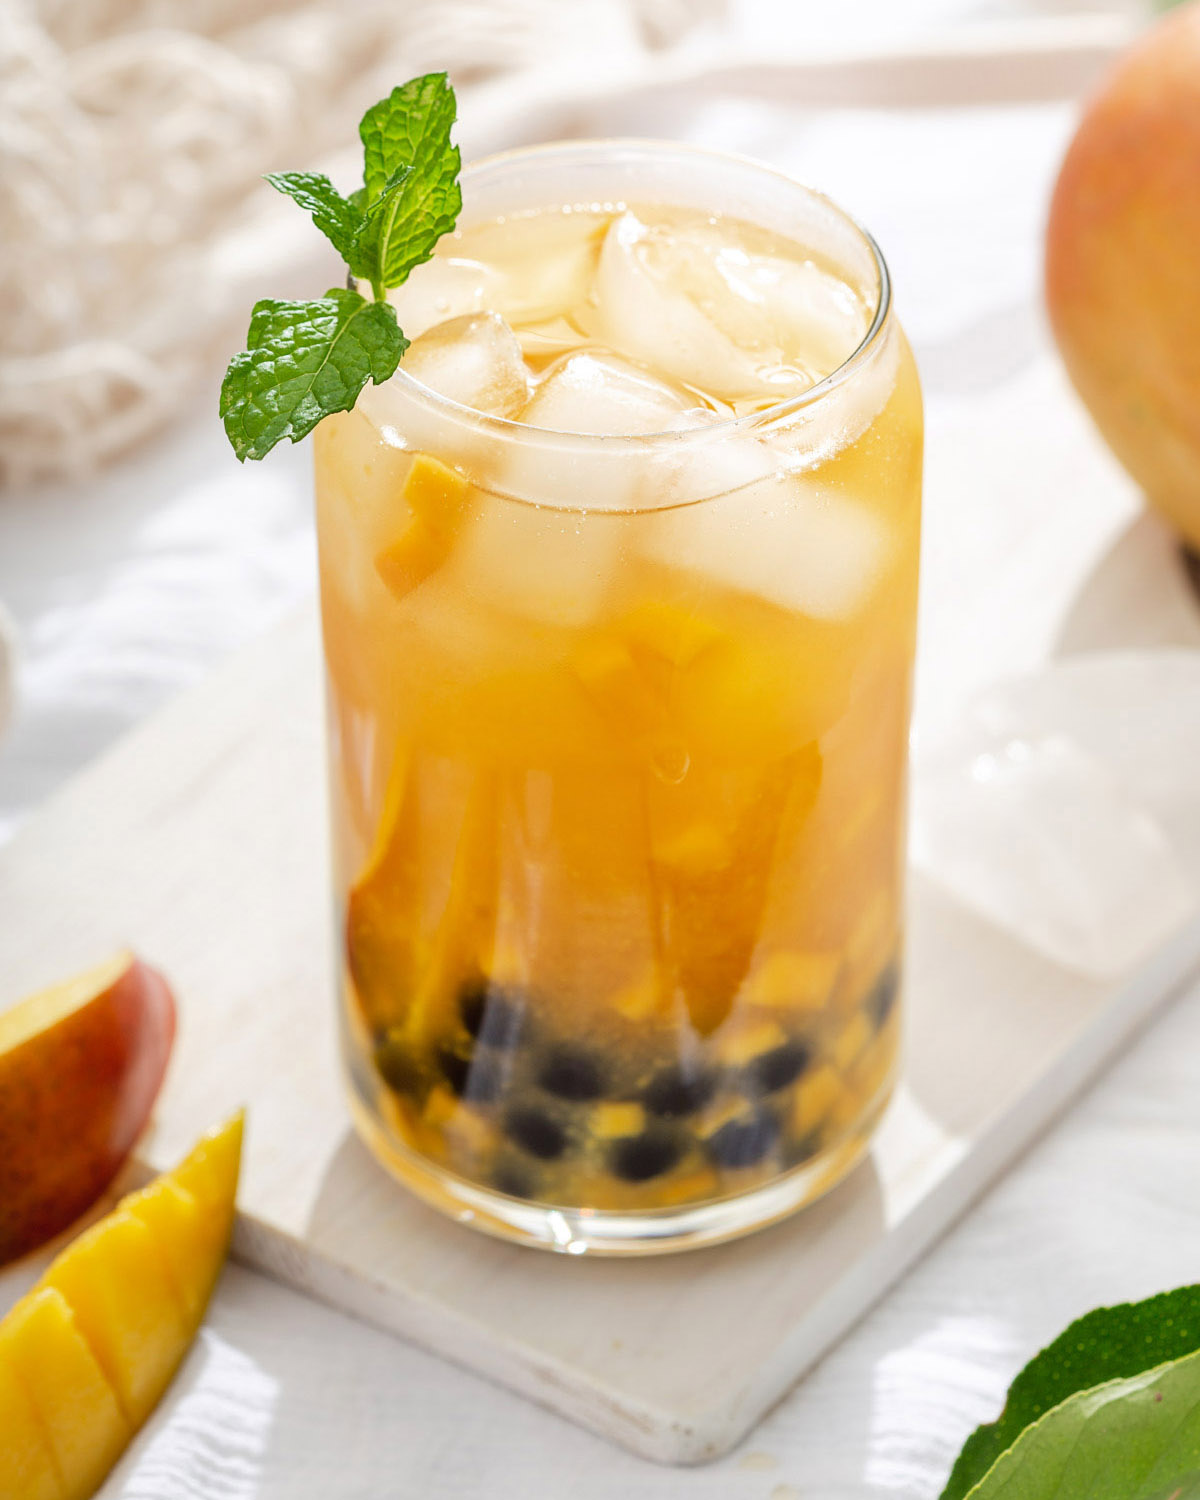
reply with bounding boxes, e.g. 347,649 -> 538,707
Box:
315,145 -> 922,1253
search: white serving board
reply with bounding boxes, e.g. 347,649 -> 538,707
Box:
2,593 -> 1200,1464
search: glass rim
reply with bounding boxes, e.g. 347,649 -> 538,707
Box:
371,137 -> 893,455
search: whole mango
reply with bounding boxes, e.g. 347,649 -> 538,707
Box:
1046,1 -> 1200,551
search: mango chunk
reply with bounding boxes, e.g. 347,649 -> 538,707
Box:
122,1178 -> 211,1326
618,598 -> 721,671
374,455 -> 472,601
42,1210 -> 190,1427
746,949 -> 841,1012
0,1114 -> 243,1500
570,635 -> 662,738
0,1345 -> 63,1500
0,1287 -> 131,1500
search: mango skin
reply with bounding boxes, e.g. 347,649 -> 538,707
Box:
0,954 -> 176,1266
1045,1 -> 1200,551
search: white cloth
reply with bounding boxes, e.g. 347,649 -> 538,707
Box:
3,4 -> 1196,1498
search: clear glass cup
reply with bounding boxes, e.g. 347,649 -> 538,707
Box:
314,142 -> 923,1255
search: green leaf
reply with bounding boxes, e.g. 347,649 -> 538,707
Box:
219,288 -> 407,461
264,172 -> 364,260
354,71 -> 461,288
1139,1475 -> 1200,1500
359,71 -> 457,203
943,1287 -> 1200,1500
963,1347 -> 1200,1500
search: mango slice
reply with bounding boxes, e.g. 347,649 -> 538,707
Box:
0,952 -> 176,1267
374,455 -> 472,601
348,744 -> 499,1043
0,1114 -> 243,1500
648,743 -> 823,1034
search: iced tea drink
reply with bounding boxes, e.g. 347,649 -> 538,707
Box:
315,143 -> 922,1253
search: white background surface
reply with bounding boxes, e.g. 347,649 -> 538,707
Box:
5,2 -> 1200,1496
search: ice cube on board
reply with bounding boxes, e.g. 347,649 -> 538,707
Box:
912,728 -> 1198,981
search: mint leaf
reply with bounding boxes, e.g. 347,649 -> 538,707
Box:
963,1348 -> 1200,1500
359,72 -> 457,203
943,1287 -> 1200,1500
221,71 -> 461,460
264,172 -> 364,260
355,72 -> 461,287
219,288 -> 407,461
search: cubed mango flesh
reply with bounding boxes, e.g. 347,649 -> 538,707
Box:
0,1113 -> 243,1500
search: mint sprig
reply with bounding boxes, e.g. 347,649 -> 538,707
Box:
221,72 -> 460,461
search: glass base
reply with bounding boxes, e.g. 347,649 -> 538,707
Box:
344,1070 -> 896,1256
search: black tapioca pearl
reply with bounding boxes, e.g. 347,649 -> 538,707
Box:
642,1066 -> 718,1119
747,1041 -> 811,1095
436,1047 -> 472,1096
867,961 -> 900,1029
372,1037 -> 422,1097
707,1113 -> 780,1170
538,1045 -> 605,1102
459,982 -> 525,1050
610,1130 -> 685,1183
492,1159 -> 538,1199
504,1105 -> 567,1161
436,1046 -> 504,1104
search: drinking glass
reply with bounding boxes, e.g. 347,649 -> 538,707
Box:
314,142 -> 922,1254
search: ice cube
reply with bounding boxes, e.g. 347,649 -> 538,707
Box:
592,212 -> 769,403
936,651 -> 1200,890
712,244 -> 869,381
591,212 -> 869,405
495,350 -> 697,513
400,312 -> 531,419
439,353 -> 699,627
447,496 -> 626,629
462,208 -> 609,325
522,349 -> 694,438
354,313 -> 531,468
385,255 -> 504,339
912,715 -> 1199,981
639,428 -> 891,621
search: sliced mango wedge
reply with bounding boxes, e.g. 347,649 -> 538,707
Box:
0,1114 -> 243,1500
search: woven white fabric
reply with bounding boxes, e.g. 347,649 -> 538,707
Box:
0,0 -> 720,485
